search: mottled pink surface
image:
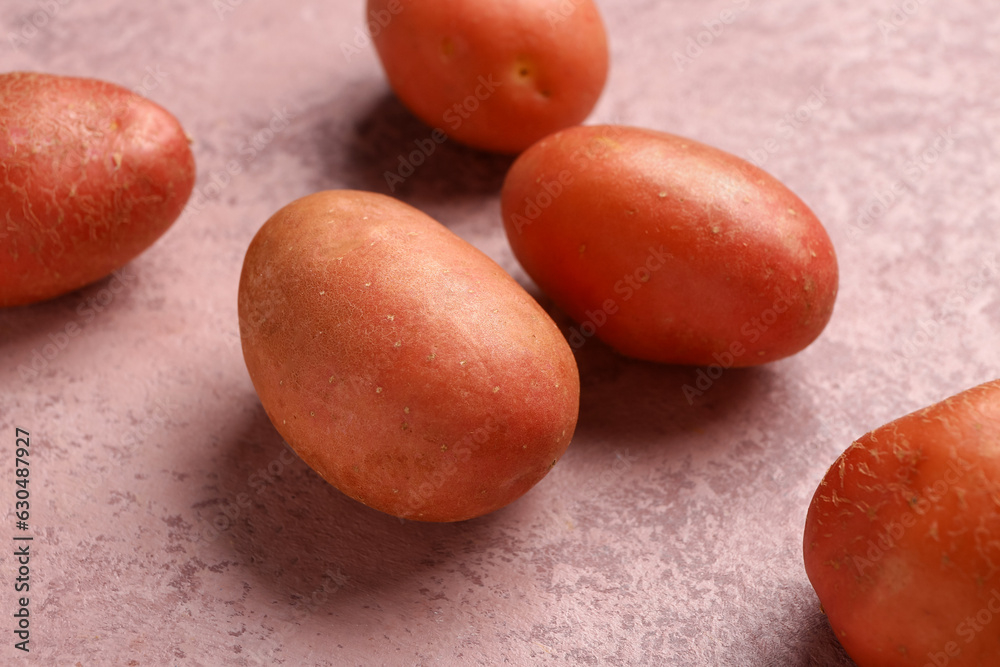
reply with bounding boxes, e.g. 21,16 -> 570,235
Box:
1,1 -> 998,665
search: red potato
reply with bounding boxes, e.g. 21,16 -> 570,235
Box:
0,72 -> 195,307
501,124 -> 839,366
804,379 -> 1000,667
238,190 -> 579,522
367,0 -> 609,154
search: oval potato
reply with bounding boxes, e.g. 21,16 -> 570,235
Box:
804,379 -> 1000,666
238,190 -> 580,522
501,124 -> 839,366
0,71 -> 196,307
367,0 -> 609,154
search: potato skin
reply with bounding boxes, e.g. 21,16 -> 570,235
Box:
367,0 -> 608,154
0,72 -> 195,307
804,380 -> 1000,667
238,190 -> 579,522
501,125 -> 839,366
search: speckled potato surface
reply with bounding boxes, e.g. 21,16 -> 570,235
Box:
501,124 -> 839,366
238,190 -> 580,522
0,71 -> 195,307
367,0 -> 609,154
804,379 -> 1000,667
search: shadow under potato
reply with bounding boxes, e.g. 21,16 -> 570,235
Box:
544,305 -> 772,451
312,89 -> 515,210
197,395 -> 507,612
0,266 -> 141,362
775,606 -> 858,667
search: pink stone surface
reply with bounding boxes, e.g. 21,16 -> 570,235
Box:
1,0 -> 998,665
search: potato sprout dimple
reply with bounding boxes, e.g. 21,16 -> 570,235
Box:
367,0 -> 608,153
512,58 -> 553,99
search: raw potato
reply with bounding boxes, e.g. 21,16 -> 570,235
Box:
0,72 -> 195,307
804,379 -> 1000,667
367,0 -> 609,154
238,190 -> 579,522
501,124 -> 839,366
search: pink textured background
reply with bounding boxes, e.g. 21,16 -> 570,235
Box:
2,0 -> 999,665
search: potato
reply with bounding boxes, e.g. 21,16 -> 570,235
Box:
804,380 -> 1000,667
0,72 -> 195,308
501,124 -> 839,366
238,190 -> 579,522
367,0 -> 608,154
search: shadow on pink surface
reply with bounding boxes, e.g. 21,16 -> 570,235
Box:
306,89 -> 515,209
190,396 -> 510,604
1,266 -> 145,378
